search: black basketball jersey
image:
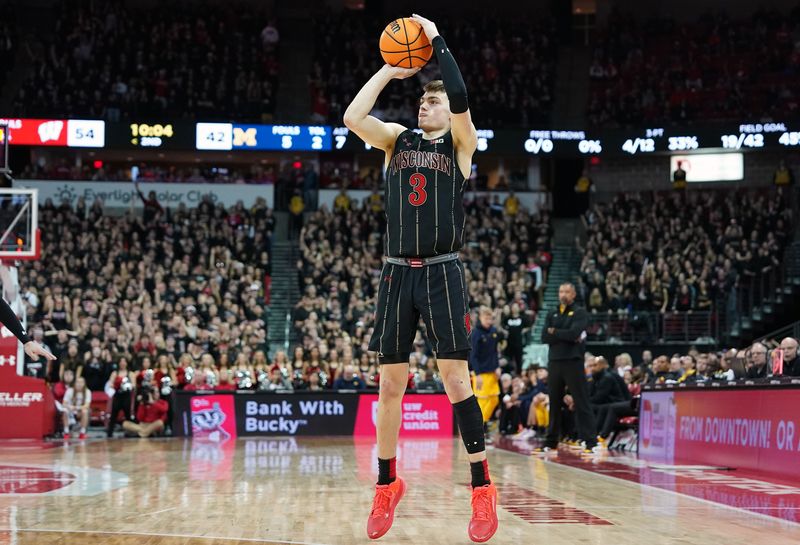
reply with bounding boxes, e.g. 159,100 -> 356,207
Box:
384,129 -> 467,258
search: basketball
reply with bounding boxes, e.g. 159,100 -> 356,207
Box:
379,17 -> 432,68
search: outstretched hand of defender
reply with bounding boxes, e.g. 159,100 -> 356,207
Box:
24,341 -> 56,361
382,64 -> 422,80
410,14 -> 439,41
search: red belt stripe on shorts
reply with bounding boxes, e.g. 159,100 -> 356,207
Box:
384,252 -> 459,268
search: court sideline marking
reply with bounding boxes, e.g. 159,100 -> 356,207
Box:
494,446 -> 800,529
0,527 -> 331,545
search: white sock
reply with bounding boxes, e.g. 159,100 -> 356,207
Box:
80,427 -> 86,433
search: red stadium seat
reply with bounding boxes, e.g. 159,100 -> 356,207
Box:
90,392 -> 109,426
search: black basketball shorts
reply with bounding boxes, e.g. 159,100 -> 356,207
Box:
368,258 -> 471,364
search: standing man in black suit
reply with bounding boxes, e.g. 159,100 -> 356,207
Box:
534,283 -> 599,455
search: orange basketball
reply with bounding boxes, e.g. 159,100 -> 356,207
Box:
379,18 -> 432,69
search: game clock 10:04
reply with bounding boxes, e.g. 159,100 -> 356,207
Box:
107,122 -> 193,149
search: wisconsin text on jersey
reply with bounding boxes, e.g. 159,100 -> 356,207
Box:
389,149 -> 453,176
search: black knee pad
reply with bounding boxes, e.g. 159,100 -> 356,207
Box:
378,352 -> 410,365
437,349 -> 470,361
453,395 -> 485,454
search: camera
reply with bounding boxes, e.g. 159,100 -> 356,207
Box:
138,383 -> 155,403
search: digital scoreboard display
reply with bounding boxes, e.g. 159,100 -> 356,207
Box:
331,126 -> 497,153
107,122 -> 194,149
0,118 -> 105,147
607,123 -> 791,155
2,117 -> 799,158
196,123 -> 331,151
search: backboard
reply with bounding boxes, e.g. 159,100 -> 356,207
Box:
0,188 -> 39,261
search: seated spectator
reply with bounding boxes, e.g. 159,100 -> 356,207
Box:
745,342 -> 770,379
216,369 -> 237,391
649,356 -> 679,384
62,376 -> 91,440
53,368 -> 74,409
416,369 -> 444,392
499,374 -> 522,435
677,355 -> 697,383
778,337 -> 800,376
589,356 -> 628,407
333,365 -> 364,390
265,367 -> 293,391
122,386 -> 168,438
307,372 -> 325,392
183,372 -> 209,392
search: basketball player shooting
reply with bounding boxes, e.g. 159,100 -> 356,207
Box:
343,14 -> 498,543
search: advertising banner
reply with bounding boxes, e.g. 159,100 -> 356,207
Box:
173,392 -> 454,438
0,374 -> 56,439
638,391 -> 676,464
354,394 -> 455,438
17,180 -> 274,209
640,388 -> 800,477
236,393 -> 360,436
190,394 -> 237,443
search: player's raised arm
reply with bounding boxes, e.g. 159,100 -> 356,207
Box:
343,64 -> 420,152
411,14 -> 478,153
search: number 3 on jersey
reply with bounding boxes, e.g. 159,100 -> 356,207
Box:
408,173 -> 428,206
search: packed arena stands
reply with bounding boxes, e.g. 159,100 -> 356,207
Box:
310,9 -> 557,127
10,0 -> 279,121
588,8 -> 800,127
20,195 -> 276,393
497,332 -> 800,439
21,191 -> 550,395
576,188 -> 794,341
295,191 -> 552,376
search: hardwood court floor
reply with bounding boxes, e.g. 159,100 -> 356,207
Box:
0,436 -> 799,545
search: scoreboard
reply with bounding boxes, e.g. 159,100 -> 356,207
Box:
3,117 -> 800,157
196,123 -> 331,151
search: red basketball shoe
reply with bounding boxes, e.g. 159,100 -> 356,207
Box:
468,483 -> 499,542
366,477 -> 406,539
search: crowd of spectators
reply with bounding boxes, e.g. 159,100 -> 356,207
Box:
9,0 -> 279,121
497,333 -> 800,441
588,8 -> 800,127
28,189 -> 552,425
605,335 -> 800,388
293,190 -> 551,378
310,9 -> 557,127
21,195 -> 277,400
576,189 -> 792,324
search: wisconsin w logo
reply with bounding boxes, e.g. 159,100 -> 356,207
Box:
37,120 -> 64,143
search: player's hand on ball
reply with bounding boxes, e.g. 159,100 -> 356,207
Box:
410,14 -> 439,41
383,64 -> 421,80
25,341 -> 56,361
